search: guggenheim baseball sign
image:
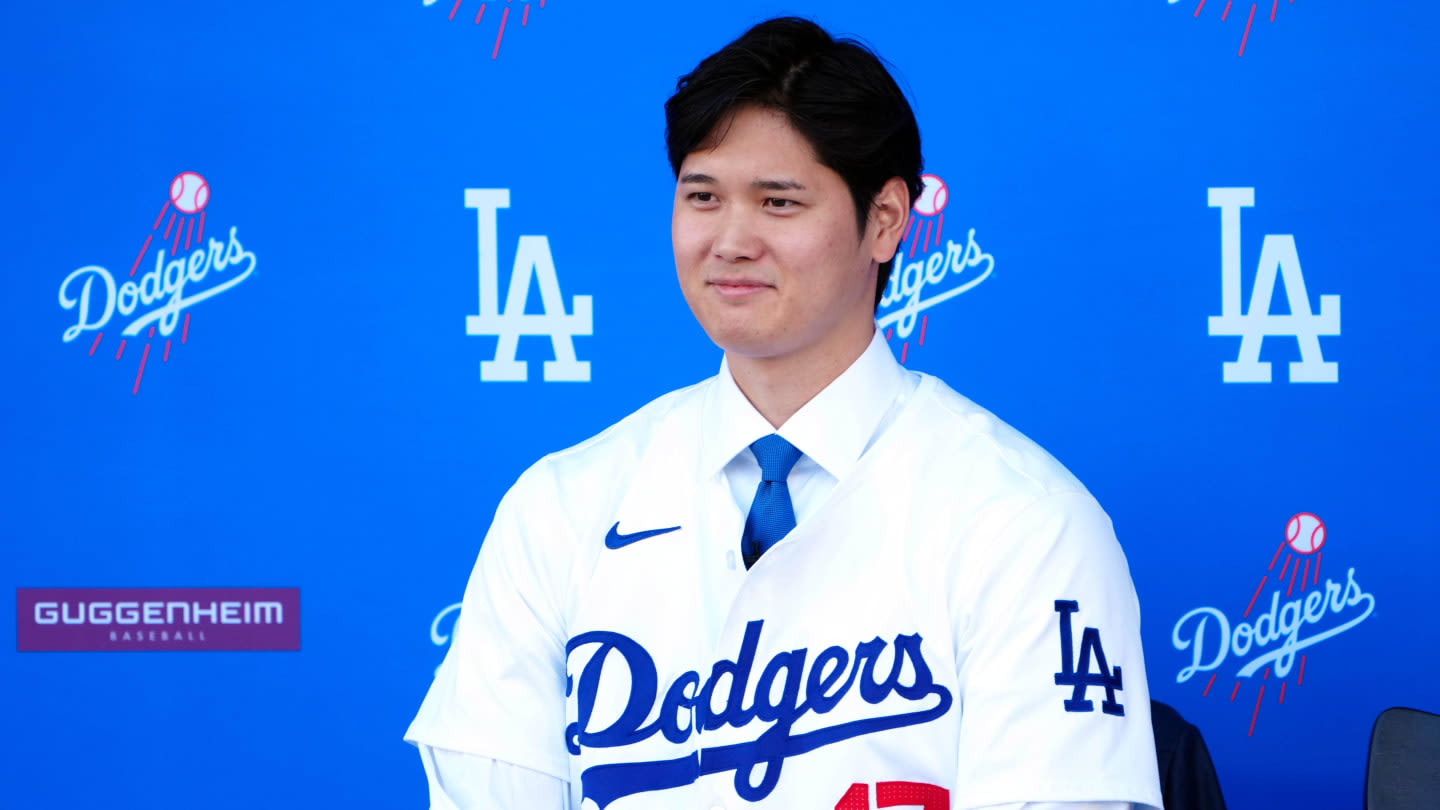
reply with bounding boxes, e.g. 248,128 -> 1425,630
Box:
16,587 -> 300,652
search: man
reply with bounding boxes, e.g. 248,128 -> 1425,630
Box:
406,17 -> 1163,810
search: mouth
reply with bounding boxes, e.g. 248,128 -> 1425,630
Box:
707,279 -> 773,299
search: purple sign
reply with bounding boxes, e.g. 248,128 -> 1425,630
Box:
16,588 -> 300,652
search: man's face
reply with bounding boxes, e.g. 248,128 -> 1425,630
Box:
672,105 -> 884,362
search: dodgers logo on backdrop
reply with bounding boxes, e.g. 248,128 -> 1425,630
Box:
429,601 -> 462,675
1207,187 -> 1340,383
1169,0 -> 1301,57
876,173 -> 994,365
422,0 -> 548,59
1171,513 -> 1375,736
56,171 -> 257,395
464,188 -> 592,382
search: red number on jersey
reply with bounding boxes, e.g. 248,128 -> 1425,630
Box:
877,781 -> 949,808
834,783 -> 870,810
834,781 -> 950,809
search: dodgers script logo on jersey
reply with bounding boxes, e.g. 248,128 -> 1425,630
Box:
56,171 -> 257,395
876,173 -> 995,366
463,188 -> 592,382
1171,513 -> 1375,736
1207,187 -> 1340,383
564,620 -> 953,808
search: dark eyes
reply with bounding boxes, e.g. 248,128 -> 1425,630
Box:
685,192 -> 797,209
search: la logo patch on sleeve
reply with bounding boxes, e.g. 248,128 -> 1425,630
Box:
1053,600 -> 1124,716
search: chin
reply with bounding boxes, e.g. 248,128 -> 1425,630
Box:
703,321 -> 798,360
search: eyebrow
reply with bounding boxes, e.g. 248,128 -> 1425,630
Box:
752,178 -> 806,191
678,172 -> 807,192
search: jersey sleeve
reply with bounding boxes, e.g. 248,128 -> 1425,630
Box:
405,461 -> 574,780
949,490 -> 1163,810
419,745 -> 571,809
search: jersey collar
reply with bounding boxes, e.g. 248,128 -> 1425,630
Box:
701,328 -> 911,483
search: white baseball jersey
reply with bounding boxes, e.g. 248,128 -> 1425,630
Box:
407,333 -> 1163,810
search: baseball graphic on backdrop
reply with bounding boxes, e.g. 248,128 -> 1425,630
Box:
913,174 -> 948,216
169,171 -> 210,215
1286,512 -> 1327,554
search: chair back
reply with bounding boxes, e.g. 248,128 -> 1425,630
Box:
1151,700 -> 1228,810
1366,706 -> 1440,810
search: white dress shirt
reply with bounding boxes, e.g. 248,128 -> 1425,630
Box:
412,330 -> 1142,810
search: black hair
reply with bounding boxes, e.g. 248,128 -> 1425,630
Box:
664,16 -> 924,308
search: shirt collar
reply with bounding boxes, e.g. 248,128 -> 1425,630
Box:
701,329 -> 910,481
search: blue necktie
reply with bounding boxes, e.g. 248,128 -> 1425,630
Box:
741,434 -> 803,569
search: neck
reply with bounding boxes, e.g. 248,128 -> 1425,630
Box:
726,319 -> 875,428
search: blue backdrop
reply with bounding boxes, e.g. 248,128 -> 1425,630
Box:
4,1 -> 1437,807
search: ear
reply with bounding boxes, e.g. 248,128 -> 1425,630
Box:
867,176 -> 913,264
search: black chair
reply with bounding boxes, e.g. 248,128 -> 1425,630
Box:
1365,706 -> 1440,810
1151,700 -> 1228,810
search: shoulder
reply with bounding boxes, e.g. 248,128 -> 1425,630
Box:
908,373 -> 1090,502
900,375 -> 1131,588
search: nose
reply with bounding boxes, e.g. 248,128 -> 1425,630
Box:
711,206 -> 763,264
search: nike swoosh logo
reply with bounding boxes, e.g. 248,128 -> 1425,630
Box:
605,522 -> 682,550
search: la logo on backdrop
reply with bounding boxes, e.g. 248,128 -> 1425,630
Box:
56,171 -> 257,394
877,173 -> 995,365
1171,513 -> 1375,736
464,189 -> 592,382
1206,187 -> 1339,383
